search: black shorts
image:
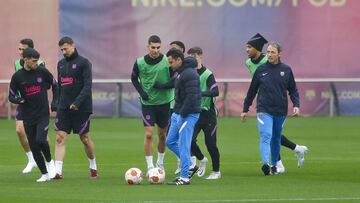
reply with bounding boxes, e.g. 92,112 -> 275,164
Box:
55,110 -> 92,135
15,105 -> 24,121
141,103 -> 170,128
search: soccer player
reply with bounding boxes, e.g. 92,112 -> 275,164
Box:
187,47 -> 221,179
54,36 -> 98,179
131,35 -> 174,172
14,38 -> 50,174
169,41 -> 185,53
245,33 -> 308,171
166,49 -> 201,185
241,42 -> 300,175
9,48 -> 57,182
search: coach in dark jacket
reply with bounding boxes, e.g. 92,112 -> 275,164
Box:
173,58 -> 201,117
166,49 -> 201,185
241,42 -> 300,176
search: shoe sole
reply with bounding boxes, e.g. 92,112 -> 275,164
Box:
206,177 -> 221,180
167,181 -> 190,185
36,180 -> 50,183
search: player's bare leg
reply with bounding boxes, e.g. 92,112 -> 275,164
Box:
80,133 -> 96,159
54,130 -> 67,179
156,126 -> 167,169
16,121 -> 30,152
80,133 -> 97,179
16,120 -> 37,173
144,126 -> 155,171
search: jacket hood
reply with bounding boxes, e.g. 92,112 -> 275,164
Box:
178,56 -> 197,73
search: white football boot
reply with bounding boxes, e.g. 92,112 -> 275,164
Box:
206,171 -> 221,180
294,145 -> 309,167
22,161 -> 37,174
197,157 -> 208,177
276,160 -> 285,174
36,173 -> 50,182
46,160 -> 56,179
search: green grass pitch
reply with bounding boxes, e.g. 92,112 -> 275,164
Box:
0,117 -> 359,203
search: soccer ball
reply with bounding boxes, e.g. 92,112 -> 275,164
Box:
147,167 -> 165,184
125,168 -> 143,185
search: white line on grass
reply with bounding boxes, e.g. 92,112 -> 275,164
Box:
95,197 -> 360,203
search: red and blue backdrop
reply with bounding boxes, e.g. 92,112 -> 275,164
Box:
1,0 -> 359,116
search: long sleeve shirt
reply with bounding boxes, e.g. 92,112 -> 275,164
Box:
9,65 -> 58,124
243,61 -> 300,116
57,49 -> 92,112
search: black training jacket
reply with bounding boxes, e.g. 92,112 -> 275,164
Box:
57,49 -> 92,112
9,65 -> 58,124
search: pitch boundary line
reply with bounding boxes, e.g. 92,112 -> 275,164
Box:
95,197 -> 360,203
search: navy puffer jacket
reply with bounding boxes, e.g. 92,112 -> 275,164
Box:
173,57 -> 201,117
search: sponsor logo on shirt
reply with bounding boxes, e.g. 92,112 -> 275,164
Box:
61,77 -> 73,86
25,86 -> 41,96
262,72 -> 268,76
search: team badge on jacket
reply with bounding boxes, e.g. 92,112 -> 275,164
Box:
280,71 -> 285,76
37,77 -> 42,83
